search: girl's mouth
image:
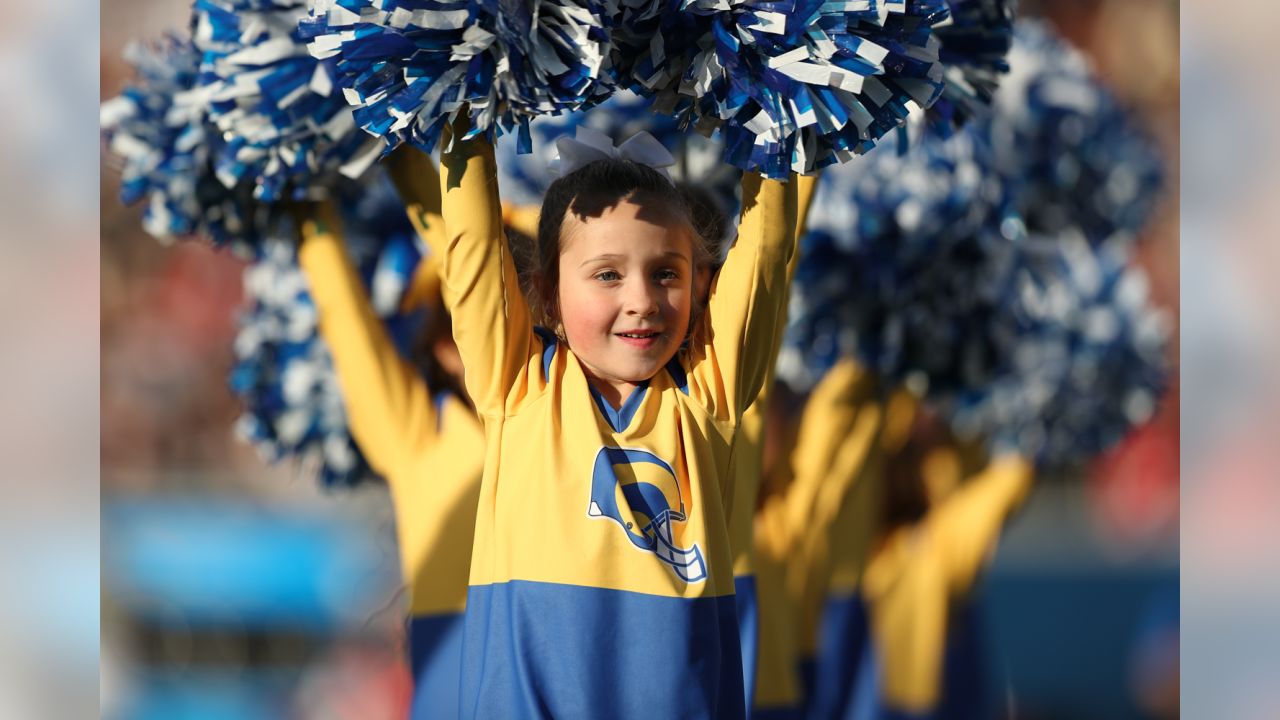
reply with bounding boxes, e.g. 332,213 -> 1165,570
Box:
615,331 -> 661,349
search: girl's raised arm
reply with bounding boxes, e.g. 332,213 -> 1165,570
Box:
736,169 -> 821,430
695,173 -> 798,420
435,123 -> 536,417
295,201 -> 440,474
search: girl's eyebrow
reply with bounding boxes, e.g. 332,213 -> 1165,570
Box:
580,253 -> 626,268
579,251 -> 691,268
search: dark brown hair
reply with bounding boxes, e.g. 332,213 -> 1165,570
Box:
882,436 -> 930,530
881,411 -> 952,531
676,181 -> 730,268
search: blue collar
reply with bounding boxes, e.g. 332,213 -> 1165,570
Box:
589,381 -> 650,433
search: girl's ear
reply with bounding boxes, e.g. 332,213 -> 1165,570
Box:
537,271 -> 564,337
694,264 -> 713,304
686,264 -> 713,345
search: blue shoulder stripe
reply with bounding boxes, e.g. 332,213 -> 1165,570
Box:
666,355 -> 689,395
533,326 -> 558,382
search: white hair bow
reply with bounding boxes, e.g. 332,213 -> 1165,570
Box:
550,126 -> 676,181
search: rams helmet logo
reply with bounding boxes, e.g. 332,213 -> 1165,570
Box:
587,447 -> 707,583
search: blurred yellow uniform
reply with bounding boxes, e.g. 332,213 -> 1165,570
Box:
751,492 -> 804,719
861,454 -> 1034,719
783,361 -> 892,709
297,190 -> 485,718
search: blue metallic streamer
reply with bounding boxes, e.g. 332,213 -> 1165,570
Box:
302,0 -> 620,154
926,0 -> 1015,136
616,0 -> 950,176
193,0 -> 382,202
780,118 -> 1014,393
101,34 -> 268,250
944,233 -> 1169,466
782,113 -> 1168,466
980,20 -> 1165,247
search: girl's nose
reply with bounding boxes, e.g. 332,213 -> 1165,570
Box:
624,279 -> 659,317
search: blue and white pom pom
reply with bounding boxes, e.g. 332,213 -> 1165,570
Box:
302,0 -> 618,155
927,0 -> 1015,135
617,0 -> 949,177
778,117 -> 1017,393
944,233 -> 1170,467
193,0 -> 383,202
101,34 -> 266,250
983,20 -> 1164,246
229,177 -> 428,488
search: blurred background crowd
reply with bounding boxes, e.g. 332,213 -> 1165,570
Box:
99,1 -> 1180,718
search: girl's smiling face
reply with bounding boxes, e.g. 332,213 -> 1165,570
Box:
556,198 -> 698,408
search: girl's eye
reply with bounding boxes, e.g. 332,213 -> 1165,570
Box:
594,270 -> 621,282
654,269 -> 679,283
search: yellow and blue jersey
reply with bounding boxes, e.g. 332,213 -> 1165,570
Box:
436,126 -> 798,718
860,454 -> 1034,720
297,197 -> 485,719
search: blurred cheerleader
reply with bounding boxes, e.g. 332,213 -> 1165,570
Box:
749,359 -> 908,718
290,150 -> 494,717
859,411 -> 1034,720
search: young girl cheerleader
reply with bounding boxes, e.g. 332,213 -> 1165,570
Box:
502,173 -> 801,715
293,150 -> 486,718
435,117 -> 798,717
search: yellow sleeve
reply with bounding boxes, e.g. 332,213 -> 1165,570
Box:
861,528 -> 950,714
931,454 -> 1035,594
692,172 -> 798,419
384,148 -> 450,314
752,492 -> 805,711
437,122 -> 537,417
750,171 -> 822,412
789,172 -> 820,281
295,201 -> 440,477
399,255 -> 443,313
